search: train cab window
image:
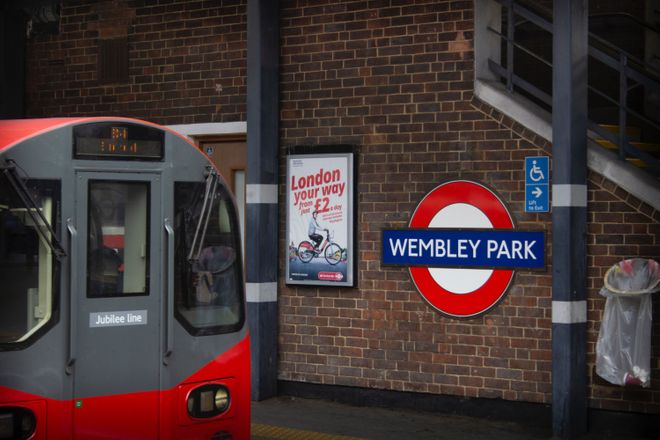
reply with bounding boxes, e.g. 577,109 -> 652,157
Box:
87,181 -> 149,297
0,177 -> 60,346
174,175 -> 244,335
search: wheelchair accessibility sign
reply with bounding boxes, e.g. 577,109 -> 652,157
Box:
525,156 -> 549,212
382,180 -> 545,318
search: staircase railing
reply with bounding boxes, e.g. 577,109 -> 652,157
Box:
486,0 -> 660,175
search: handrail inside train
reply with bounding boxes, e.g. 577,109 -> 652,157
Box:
1,159 -> 66,259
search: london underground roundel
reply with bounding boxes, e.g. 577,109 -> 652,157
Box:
402,181 -> 519,318
390,180 -> 531,318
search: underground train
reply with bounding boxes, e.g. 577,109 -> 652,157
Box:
0,118 -> 250,439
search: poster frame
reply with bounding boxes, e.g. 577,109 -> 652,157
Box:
285,145 -> 357,287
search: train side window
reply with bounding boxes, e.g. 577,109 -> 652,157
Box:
174,179 -> 244,335
0,178 -> 60,347
87,181 -> 150,297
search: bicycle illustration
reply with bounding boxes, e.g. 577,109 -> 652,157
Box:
297,230 -> 343,265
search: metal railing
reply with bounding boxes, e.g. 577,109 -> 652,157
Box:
486,0 -> 660,175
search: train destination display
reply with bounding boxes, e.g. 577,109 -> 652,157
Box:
74,122 -> 164,160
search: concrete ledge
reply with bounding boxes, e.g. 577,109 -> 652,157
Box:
166,121 -> 247,139
587,144 -> 660,210
279,380 -> 551,434
278,380 -> 660,438
475,79 -> 552,141
475,79 -> 660,211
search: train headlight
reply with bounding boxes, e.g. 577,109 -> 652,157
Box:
0,413 -> 13,439
186,384 -> 231,419
0,408 -> 36,440
20,412 -> 35,438
187,395 -> 195,414
214,387 -> 230,412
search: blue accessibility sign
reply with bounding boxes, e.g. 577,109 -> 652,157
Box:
525,156 -> 549,212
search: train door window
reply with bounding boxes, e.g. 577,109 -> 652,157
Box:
198,138 -> 246,258
87,181 -> 149,297
0,178 -> 60,346
174,175 -> 244,335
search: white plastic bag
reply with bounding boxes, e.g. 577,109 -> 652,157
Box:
595,259 -> 660,387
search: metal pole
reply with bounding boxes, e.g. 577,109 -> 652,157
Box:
247,0 -> 280,401
551,0 -> 589,438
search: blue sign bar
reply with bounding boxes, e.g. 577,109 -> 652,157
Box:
382,229 -> 545,269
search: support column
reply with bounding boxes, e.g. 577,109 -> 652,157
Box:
246,0 -> 279,401
551,0 -> 588,438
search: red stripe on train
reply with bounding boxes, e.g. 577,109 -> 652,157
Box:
0,335 -> 250,440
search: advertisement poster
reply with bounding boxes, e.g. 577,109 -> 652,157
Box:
286,151 -> 354,286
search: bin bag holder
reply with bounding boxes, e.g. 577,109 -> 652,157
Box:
596,258 -> 660,387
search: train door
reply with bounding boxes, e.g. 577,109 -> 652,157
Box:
72,172 -> 162,439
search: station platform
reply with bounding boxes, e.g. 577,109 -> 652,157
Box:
251,396 -> 654,440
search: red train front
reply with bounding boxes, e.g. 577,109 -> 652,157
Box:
0,118 -> 250,439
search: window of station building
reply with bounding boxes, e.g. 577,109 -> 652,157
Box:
174,179 -> 244,336
0,178 -> 60,347
87,181 -> 149,297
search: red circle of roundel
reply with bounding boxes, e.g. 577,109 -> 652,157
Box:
409,180 -> 515,318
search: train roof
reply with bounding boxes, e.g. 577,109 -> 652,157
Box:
0,117 -> 185,152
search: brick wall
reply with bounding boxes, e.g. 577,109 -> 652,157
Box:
21,0 -> 660,416
279,0 -> 660,413
587,174 -> 660,413
25,0 -> 247,125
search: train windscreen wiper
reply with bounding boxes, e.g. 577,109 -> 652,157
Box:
187,167 -> 218,262
1,159 -> 67,259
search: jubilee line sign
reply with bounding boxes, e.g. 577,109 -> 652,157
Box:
382,180 -> 545,318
